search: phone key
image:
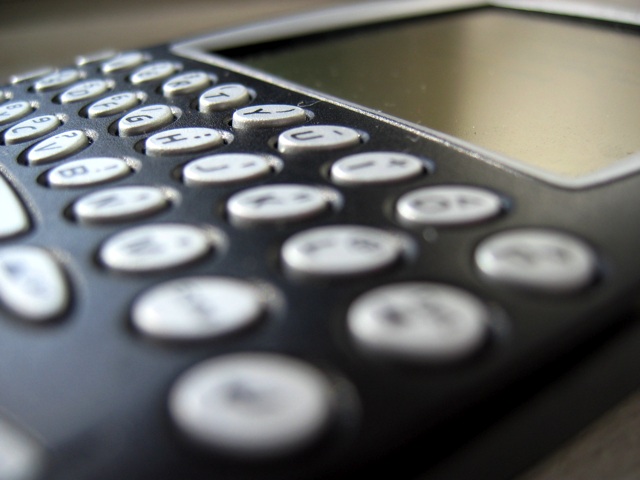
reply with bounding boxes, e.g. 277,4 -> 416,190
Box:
0,246 -> 69,322
26,130 -> 89,165
396,185 -> 503,226
34,68 -> 83,91
73,185 -> 169,224
331,152 -> 425,185
232,104 -> 307,129
145,127 -> 227,156
47,157 -> 131,188
118,104 -> 175,136
475,229 -> 597,293
0,415 -> 45,480
0,101 -> 33,126
348,283 -> 489,362
130,61 -> 180,84
183,153 -> 273,186
75,49 -> 117,66
3,115 -> 60,145
9,67 -> 54,85
0,173 -> 29,238
199,84 -> 252,112
227,184 -> 333,226
282,224 -> 403,277
277,125 -> 361,155
87,92 -> 140,118
100,223 -> 211,273
132,276 -> 264,341
59,79 -> 112,104
162,71 -> 214,96
169,353 -> 334,457
101,51 -> 147,73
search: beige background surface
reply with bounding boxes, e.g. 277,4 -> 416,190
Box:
2,1 -> 640,479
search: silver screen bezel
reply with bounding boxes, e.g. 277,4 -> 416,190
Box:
170,0 -> 640,189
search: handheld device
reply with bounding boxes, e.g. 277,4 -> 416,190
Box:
1,1 -> 640,479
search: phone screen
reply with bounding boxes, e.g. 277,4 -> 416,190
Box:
223,8 -> 640,181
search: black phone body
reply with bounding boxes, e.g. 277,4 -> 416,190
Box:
0,1 -> 640,479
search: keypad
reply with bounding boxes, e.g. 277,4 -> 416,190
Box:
0,46 -> 604,477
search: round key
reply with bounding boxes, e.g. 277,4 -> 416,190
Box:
0,101 -> 33,126
34,69 -> 82,91
47,157 -> 131,188
348,283 -> 489,362
100,223 -> 211,273
145,128 -> 226,156
0,246 -> 68,322
169,353 -> 334,457
199,84 -> 251,112
0,415 -> 45,480
26,130 -> 89,165
60,79 -> 112,103
101,51 -> 146,73
132,277 -> 263,340
475,229 -> 597,293
227,184 -> 332,226
282,225 -> 403,277
183,153 -> 272,186
3,115 -> 60,145
277,125 -> 361,155
10,67 -> 54,85
87,92 -> 139,118
73,185 -> 169,224
232,104 -> 307,129
331,152 -> 425,185
0,173 -> 30,238
162,71 -> 213,96
130,61 -> 179,84
397,185 -> 503,226
118,105 -> 174,136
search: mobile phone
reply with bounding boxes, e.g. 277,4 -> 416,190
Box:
1,1 -> 640,479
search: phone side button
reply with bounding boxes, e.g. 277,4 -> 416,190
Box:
0,246 -> 69,323
0,415 -> 46,480
0,174 -> 30,239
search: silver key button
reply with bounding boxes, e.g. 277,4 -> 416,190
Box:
169,353 -> 334,457
282,225 -> 403,277
118,105 -> 175,136
47,157 -> 131,188
0,415 -> 45,480
232,105 -> 307,129
87,92 -> 139,118
101,51 -> 146,73
132,277 -> 263,341
199,84 -> 251,112
26,130 -> 89,165
475,229 -> 597,293
278,125 -> 361,155
60,79 -> 112,103
162,71 -> 213,96
227,184 -> 333,226
145,128 -> 227,156
331,152 -> 425,185
348,283 -> 489,362
3,115 -> 60,145
34,69 -> 82,91
0,101 -> 33,126
100,223 -> 211,273
397,185 -> 503,226
0,173 -> 29,238
183,153 -> 273,186
130,61 -> 179,84
0,246 -> 69,322
73,185 -> 170,224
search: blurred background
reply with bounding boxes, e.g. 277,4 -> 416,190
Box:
0,0 -> 358,81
